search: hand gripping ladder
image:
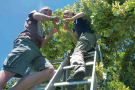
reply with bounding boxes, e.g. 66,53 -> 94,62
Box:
44,45 -> 106,90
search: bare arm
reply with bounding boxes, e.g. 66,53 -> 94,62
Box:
33,12 -> 52,22
33,12 -> 59,24
64,12 -> 84,22
63,12 -> 84,41
72,12 -> 84,20
63,25 -> 79,41
33,12 -> 60,33
41,26 -> 58,48
41,33 -> 53,48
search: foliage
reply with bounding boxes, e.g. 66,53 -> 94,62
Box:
4,0 -> 135,89
4,78 -> 19,90
40,0 -> 135,89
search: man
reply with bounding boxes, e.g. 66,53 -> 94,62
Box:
63,10 -> 97,90
0,6 -> 59,90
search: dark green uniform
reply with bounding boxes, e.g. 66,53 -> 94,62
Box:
70,17 -> 97,66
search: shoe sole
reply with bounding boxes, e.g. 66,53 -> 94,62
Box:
73,70 -> 85,81
66,70 -> 85,90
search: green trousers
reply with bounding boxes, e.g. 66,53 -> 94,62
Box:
70,32 -> 97,65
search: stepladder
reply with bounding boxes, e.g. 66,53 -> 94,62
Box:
45,45 -> 105,90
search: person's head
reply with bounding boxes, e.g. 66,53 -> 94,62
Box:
63,10 -> 75,19
40,6 -> 52,16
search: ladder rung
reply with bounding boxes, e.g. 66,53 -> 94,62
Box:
63,61 -> 94,69
70,51 -> 95,59
84,76 -> 92,79
50,59 -> 63,62
63,65 -> 74,69
52,62 -> 62,65
70,54 -> 94,58
55,70 -> 58,72
86,62 -> 94,65
37,84 -> 47,87
70,51 -> 95,58
54,79 -> 92,86
88,51 -> 95,54
84,54 -> 94,58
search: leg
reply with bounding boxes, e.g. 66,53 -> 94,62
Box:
0,70 -> 16,90
11,67 -> 55,90
10,55 -> 54,90
66,36 -> 89,90
70,33 -> 97,65
66,33 -> 97,90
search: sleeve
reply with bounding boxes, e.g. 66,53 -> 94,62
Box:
43,30 -> 45,39
28,10 -> 37,20
73,25 -> 75,32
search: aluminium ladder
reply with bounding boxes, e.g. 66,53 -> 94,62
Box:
12,45 -> 106,90
44,45 -> 106,90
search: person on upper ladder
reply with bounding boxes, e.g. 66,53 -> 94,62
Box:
0,6 -> 59,90
63,10 -> 97,90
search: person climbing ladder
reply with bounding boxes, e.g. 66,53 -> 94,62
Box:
63,10 -> 97,90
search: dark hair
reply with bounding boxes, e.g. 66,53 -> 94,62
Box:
72,12 -> 76,16
40,9 -> 48,13
39,6 -> 52,14
63,12 -> 69,15
63,10 -> 76,17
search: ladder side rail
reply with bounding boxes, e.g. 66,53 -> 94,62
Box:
98,45 -> 106,86
65,69 -> 69,90
66,69 -> 69,81
45,57 -> 69,90
93,50 -> 98,90
98,45 -> 103,67
62,70 -> 66,90
90,51 -> 97,90
54,79 -> 92,86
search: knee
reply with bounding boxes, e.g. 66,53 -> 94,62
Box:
45,67 -> 55,77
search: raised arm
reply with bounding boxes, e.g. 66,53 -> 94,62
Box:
41,25 -> 58,48
64,12 -> 84,22
63,12 -> 84,41
33,12 -> 59,24
72,12 -> 84,20
63,25 -> 79,41
33,12 -> 53,22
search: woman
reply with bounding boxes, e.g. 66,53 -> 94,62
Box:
63,10 -> 97,89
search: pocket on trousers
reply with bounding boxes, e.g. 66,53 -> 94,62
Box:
3,47 -> 27,68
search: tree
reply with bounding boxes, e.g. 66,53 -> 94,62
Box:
4,78 -> 19,90
5,0 -> 135,89
41,0 -> 135,89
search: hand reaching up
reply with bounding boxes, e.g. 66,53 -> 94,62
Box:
63,24 -> 69,31
52,17 -> 61,34
53,17 -> 59,24
50,25 -> 58,35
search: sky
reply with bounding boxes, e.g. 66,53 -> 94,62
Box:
0,0 -> 81,70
